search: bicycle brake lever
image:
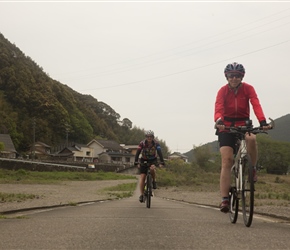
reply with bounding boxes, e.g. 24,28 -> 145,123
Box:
269,117 -> 275,129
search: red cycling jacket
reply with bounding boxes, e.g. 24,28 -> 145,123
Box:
214,82 -> 266,127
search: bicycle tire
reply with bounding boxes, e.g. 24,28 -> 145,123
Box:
229,186 -> 239,223
146,173 -> 152,208
241,154 -> 254,227
143,182 -> 147,204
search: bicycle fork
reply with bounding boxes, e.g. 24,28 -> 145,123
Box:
232,160 -> 243,199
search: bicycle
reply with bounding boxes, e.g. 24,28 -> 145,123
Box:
142,162 -> 153,208
226,118 -> 274,227
140,161 -> 161,208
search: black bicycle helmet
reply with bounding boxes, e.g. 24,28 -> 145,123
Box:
145,130 -> 154,138
224,62 -> 245,76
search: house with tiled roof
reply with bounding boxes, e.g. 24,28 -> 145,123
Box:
121,144 -> 139,156
29,141 -> 51,158
52,139 -> 135,164
168,152 -> 188,162
54,143 -> 93,162
87,139 -> 134,164
0,134 -> 17,158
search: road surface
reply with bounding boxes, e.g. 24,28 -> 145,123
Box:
0,192 -> 289,250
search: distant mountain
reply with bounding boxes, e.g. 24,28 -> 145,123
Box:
267,114 -> 290,143
184,114 -> 290,162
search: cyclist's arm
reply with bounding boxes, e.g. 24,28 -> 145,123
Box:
134,143 -> 143,164
214,87 -> 225,122
134,149 -> 141,161
247,84 -> 267,123
156,144 -> 165,165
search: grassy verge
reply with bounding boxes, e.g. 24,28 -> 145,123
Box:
0,169 -> 136,202
0,192 -> 37,202
99,182 -> 137,199
157,165 -> 290,206
255,173 -> 290,206
0,169 -> 135,184
1,166 -> 290,206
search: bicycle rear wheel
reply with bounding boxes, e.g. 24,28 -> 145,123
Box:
229,186 -> 239,223
241,155 -> 254,227
146,174 -> 152,208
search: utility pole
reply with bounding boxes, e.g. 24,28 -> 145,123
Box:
65,123 -> 70,147
32,118 -> 36,160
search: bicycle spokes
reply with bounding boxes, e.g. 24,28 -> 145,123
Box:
229,187 -> 238,224
241,157 -> 254,227
146,174 -> 152,208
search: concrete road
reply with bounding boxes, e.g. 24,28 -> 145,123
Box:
0,192 -> 289,250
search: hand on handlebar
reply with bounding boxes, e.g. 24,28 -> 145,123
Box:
260,118 -> 275,131
260,124 -> 272,131
215,118 -> 225,130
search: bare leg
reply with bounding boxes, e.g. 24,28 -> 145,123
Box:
139,173 -> 146,195
220,146 -> 234,198
150,165 -> 156,181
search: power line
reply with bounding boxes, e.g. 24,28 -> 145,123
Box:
57,7 -> 290,79
80,39 -> 290,91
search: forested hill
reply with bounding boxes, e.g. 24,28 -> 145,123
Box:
0,33 -> 169,154
184,114 -> 290,162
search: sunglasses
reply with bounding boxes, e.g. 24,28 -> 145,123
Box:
226,73 -> 243,79
146,136 -> 153,138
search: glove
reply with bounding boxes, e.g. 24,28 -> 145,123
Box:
259,120 -> 268,127
216,118 -> 224,125
134,162 -> 139,166
215,117 -> 224,129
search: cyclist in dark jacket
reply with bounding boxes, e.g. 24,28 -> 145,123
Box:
134,130 -> 165,203
214,62 -> 271,213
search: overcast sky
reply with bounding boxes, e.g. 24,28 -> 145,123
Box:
1,1 -> 290,153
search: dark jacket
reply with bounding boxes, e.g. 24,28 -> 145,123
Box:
134,139 -> 164,162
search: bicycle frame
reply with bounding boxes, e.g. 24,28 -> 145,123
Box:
229,129 -> 255,227
218,118 -> 274,227
232,138 -> 247,197
141,161 -> 153,208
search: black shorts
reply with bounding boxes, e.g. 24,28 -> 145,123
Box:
218,132 -> 237,153
139,159 -> 157,174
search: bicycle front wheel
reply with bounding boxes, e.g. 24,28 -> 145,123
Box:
229,186 -> 239,224
241,155 -> 254,227
146,174 -> 152,208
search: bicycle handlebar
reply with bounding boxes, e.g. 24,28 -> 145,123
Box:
224,117 -> 275,135
225,126 -> 267,135
215,117 -> 275,135
139,161 -> 164,167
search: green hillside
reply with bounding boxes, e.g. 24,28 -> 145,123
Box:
267,114 -> 290,143
0,33 -> 169,155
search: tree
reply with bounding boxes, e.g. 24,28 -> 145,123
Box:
0,34 -> 171,155
257,135 -> 290,175
193,144 -> 211,168
121,118 -> 132,129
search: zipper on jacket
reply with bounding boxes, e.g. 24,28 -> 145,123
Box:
234,89 -> 238,120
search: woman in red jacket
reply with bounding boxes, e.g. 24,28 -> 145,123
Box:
214,62 -> 271,213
